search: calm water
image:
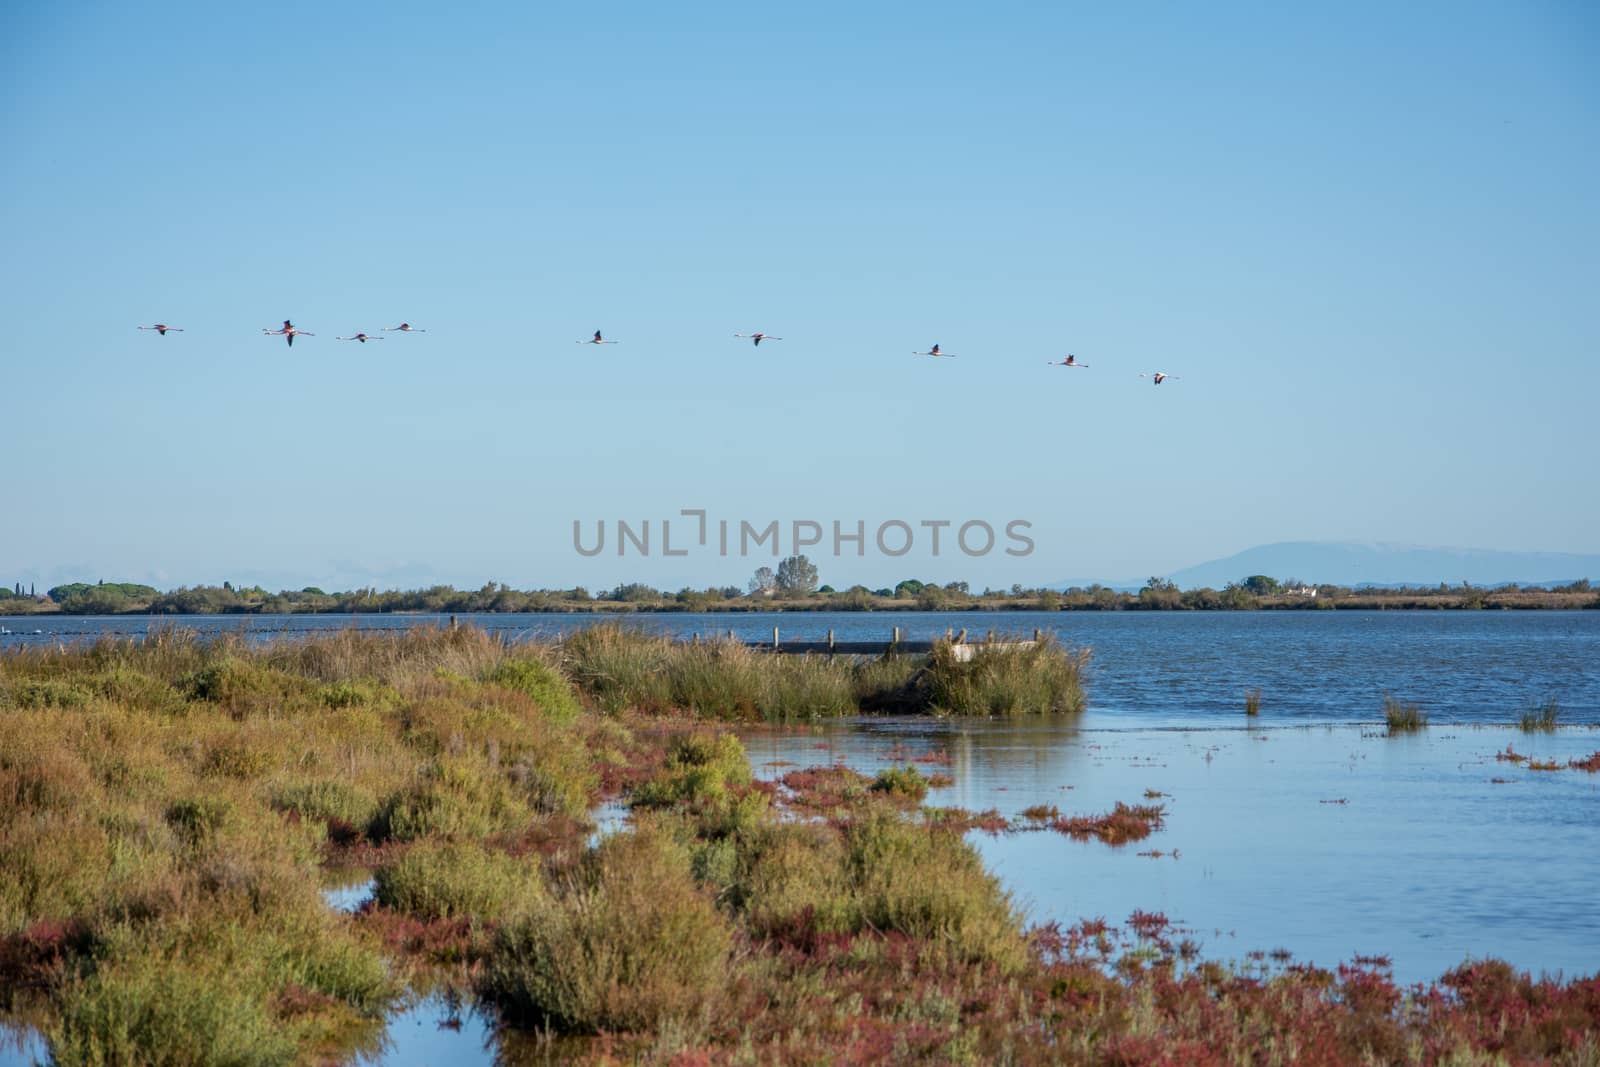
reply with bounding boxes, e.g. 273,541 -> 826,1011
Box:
3,611 -> 1597,1065
4,610 -> 1598,725
743,716 -> 1600,986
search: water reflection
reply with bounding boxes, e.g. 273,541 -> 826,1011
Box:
0,1023 -> 46,1067
356,992 -> 496,1067
743,713 -> 1600,985
322,874 -> 376,914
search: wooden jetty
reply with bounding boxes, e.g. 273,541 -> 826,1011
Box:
680,626 -> 1044,658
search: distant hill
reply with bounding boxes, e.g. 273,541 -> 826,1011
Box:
1160,542 -> 1600,590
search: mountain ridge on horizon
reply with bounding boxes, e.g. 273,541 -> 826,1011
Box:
1057,541 -> 1600,592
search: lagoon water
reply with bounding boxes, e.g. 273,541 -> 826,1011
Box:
3,611 -> 1597,1064
5,609 -> 1599,725
744,717 -> 1600,986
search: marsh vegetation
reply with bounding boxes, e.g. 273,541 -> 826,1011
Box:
2,625 -> 1596,1064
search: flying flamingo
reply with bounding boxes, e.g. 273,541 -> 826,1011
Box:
137,324 -> 184,336
1140,372 -> 1179,385
577,330 -> 619,345
383,323 -> 425,333
337,333 -> 384,343
735,332 -> 782,346
262,320 -> 313,347
913,344 -> 955,358
1047,354 -> 1089,368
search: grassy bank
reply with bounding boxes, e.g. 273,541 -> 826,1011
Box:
2,625 -> 1596,1065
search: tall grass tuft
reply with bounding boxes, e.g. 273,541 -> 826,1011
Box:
373,840 -> 545,923
559,625 -> 673,714
1383,695 -> 1428,733
483,827 -> 734,1034
925,637 -> 1087,716
1518,700 -> 1561,733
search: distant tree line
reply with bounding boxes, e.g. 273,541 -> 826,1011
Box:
4,559 -> 1595,616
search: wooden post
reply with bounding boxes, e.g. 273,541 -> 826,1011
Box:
828,629 -> 835,653
449,614 -> 457,631
1034,628 -> 1040,642
892,625 -> 900,647
692,632 -> 700,646
773,626 -> 780,650
986,629 -> 995,643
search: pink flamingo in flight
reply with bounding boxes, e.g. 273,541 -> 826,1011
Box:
262,320 -> 313,346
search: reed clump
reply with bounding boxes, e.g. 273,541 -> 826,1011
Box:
925,636 -> 1088,716
1518,700 -> 1561,732
558,624 -> 1085,720
1383,694 -> 1428,733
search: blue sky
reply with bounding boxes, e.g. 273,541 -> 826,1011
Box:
2,1 -> 1596,593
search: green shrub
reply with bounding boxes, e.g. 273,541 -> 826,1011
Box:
730,822 -> 857,939
374,840 -> 545,923
319,680 -> 387,709
96,668 -> 186,717
49,955 -> 298,1067
271,779 -> 381,834
202,740 -> 273,780
9,680 -> 95,709
845,813 -> 1026,971
484,828 -> 734,1033
630,732 -> 751,810
371,757 -> 534,842
870,765 -> 932,802
485,657 -> 582,724
180,658 -> 313,712
47,911 -> 390,1067
165,796 -> 234,846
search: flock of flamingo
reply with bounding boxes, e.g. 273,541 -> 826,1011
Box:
136,322 -> 1183,383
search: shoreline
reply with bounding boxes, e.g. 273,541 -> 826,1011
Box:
5,590 -> 1598,618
